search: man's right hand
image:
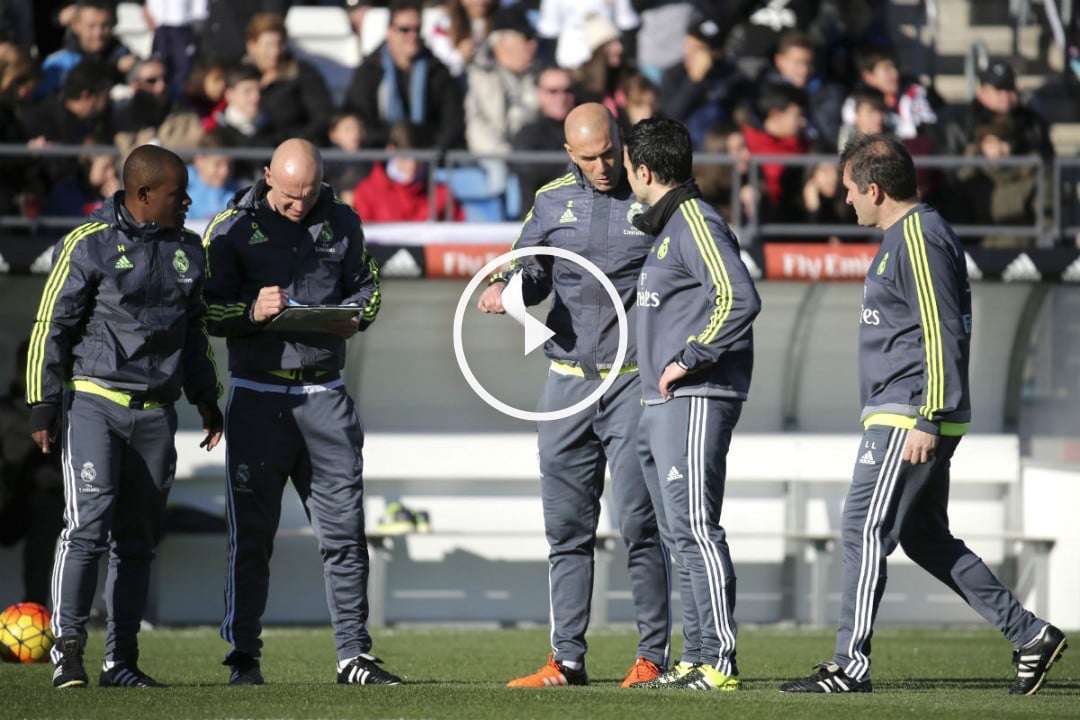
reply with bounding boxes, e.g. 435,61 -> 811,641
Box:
29,404 -> 59,454
252,286 -> 290,322
476,281 -> 507,314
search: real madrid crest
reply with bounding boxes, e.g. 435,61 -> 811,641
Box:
173,248 -> 190,275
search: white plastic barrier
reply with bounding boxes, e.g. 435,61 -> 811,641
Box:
159,432 -> 1058,627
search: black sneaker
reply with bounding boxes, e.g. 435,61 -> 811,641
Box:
337,654 -> 403,685
99,664 -> 167,688
52,636 -> 88,689
780,662 -> 872,693
224,650 -> 265,686
1010,624 -> 1068,696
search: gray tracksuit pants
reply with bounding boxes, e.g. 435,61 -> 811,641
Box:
537,370 -> 671,668
220,380 -> 371,663
834,426 -> 1045,681
50,390 -> 177,666
639,396 -> 742,676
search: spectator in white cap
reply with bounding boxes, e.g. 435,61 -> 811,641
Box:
536,0 -> 639,70
573,14 -> 627,115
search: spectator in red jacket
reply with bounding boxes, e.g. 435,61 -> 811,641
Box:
352,122 -> 464,222
740,83 -> 810,223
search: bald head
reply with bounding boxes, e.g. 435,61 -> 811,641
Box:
123,144 -> 184,194
565,103 -> 614,146
265,138 -> 324,222
563,103 -> 621,192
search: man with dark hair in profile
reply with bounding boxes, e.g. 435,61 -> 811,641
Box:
623,115 -> 760,690
780,133 -> 1066,696
27,143 -> 223,689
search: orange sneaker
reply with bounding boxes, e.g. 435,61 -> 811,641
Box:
621,657 -> 661,688
506,654 -> 588,688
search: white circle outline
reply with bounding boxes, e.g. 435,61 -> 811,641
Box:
453,247 -> 628,422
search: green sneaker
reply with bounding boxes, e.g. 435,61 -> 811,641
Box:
669,665 -> 740,691
375,502 -> 417,535
630,661 -> 697,688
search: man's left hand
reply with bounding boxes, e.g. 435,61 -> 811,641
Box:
903,428 -> 937,465
197,402 -> 224,451
659,361 -> 689,400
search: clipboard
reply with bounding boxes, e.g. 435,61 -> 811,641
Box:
267,305 -> 360,331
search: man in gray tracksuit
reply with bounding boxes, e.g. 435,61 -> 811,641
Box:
623,117 -> 761,691
781,134 -> 1066,695
203,139 -> 400,686
27,145 -> 224,689
478,103 -> 671,688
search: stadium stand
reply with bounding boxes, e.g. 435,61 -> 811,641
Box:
359,5 -> 390,59
284,5 -> 363,106
115,2 -> 153,59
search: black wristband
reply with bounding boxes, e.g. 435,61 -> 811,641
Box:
29,404 -> 58,435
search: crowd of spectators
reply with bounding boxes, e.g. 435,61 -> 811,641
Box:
0,0 -> 1070,245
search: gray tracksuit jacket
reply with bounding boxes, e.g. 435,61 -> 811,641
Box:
498,165 -> 652,379
26,194 -> 221,409
634,182 -> 760,405
201,181 -> 381,375
859,204 -> 971,435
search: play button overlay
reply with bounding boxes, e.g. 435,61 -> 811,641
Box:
502,272 -> 557,355
453,246 -> 627,422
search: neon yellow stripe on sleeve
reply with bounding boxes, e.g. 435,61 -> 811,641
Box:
903,213 -> 945,420
26,222 -> 108,404
680,202 -> 732,345
200,208 -> 238,279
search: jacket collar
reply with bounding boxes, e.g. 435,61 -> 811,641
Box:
632,180 -> 701,236
569,162 -> 635,199
95,192 -> 169,238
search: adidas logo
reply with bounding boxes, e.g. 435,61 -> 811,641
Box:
249,229 -> 269,245
1002,253 -> 1041,282
666,466 -> 684,482
740,249 -> 762,280
115,255 -> 134,270
1062,256 -> 1080,282
858,450 -> 876,466
559,208 -> 577,223
381,248 -> 422,277
964,251 -> 983,281
31,247 -> 53,273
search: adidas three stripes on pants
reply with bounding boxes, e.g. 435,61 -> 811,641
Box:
833,425 -> 1045,681
638,395 -> 742,676
50,390 -> 177,666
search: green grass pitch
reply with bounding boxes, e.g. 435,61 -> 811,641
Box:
1,626 -> 1076,719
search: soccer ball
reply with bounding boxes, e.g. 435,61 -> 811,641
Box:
0,602 -> 54,663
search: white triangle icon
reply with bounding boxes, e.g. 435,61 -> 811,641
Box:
381,248 -> 421,277
503,272 -> 556,355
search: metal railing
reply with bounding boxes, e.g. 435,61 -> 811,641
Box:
0,143 -> 1071,247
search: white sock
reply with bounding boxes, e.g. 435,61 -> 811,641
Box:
337,654 -> 378,672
